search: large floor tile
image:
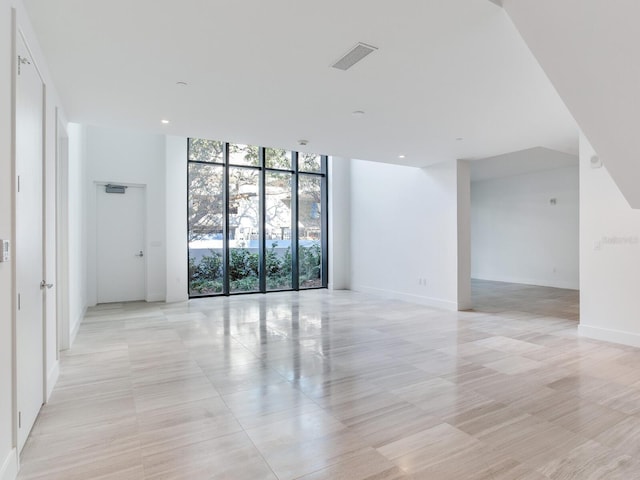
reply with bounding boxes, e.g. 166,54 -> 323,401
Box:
21,281 -> 640,479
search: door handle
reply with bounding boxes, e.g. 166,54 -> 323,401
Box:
40,280 -> 53,289
135,250 -> 144,257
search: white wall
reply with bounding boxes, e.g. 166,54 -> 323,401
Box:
457,161 -> 471,309
165,136 -> 188,303
471,165 -> 579,290
579,133 -> 640,347
84,126 -> 167,305
350,158 -> 469,310
67,124 -> 88,341
0,3 -> 15,477
0,1 -> 68,478
328,157 -> 351,290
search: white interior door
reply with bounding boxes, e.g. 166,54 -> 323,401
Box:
15,34 -> 45,452
96,185 -> 146,303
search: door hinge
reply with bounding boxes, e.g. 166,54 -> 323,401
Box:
18,411 -> 21,428
17,293 -> 20,311
17,175 -> 20,193
17,55 -> 31,76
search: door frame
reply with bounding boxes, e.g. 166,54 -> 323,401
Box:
12,22 -> 48,455
92,181 -> 148,304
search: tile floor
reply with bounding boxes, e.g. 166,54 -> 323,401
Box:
16,280 -> 640,479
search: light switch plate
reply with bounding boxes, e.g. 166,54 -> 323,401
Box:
0,239 -> 9,262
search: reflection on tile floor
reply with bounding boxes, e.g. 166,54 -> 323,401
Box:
17,280 -> 640,479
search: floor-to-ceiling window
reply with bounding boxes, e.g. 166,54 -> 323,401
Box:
188,138 -> 328,297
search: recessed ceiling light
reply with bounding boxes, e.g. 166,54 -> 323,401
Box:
161,119 -> 170,124
398,154 -> 406,159
298,139 -> 308,146
176,81 -> 188,86
456,137 -> 464,141
352,110 -> 365,117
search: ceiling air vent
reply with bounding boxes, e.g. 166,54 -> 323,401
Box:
331,42 -> 378,71
105,184 -> 127,194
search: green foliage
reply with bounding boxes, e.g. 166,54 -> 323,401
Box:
265,242 -> 287,275
230,277 -> 259,291
228,244 -> 293,291
266,243 -> 292,290
229,249 -> 259,281
189,251 -> 223,294
189,243 -> 322,294
229,143 -> 259,166
265,148 -> 292,169
299,243 -> 321,286
199,252 -> 223,279
188,163 -> 223,241
299,152 -> 321,172
188,138 -> 224,163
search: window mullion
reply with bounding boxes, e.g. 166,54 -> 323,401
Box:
223,142 -> 230,295
259,148 -> 266,293
321,155 -> 329,288
292,151 -> 300,290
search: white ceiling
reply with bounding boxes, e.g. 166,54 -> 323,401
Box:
23,0 -> 578,167
503,0 -> 640,207
470,147 -> 578,182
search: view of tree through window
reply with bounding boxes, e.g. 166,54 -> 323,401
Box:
187,138 -> 327,297
298,175 -> 322,288
266,171 -> 293,290
188,163 -> 223,294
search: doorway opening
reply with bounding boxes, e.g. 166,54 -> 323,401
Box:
469,148 -> 580,322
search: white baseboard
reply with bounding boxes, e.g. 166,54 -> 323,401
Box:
146,293 -> 165,303
471,275 -> 579,291
165,293 -> 189,303
46,360 -> 60,400
0,448 -> 17,480
69,306 -> 85,347
351,284 -> 458,311
579,324 -> 640,349
457,299 -> 474,311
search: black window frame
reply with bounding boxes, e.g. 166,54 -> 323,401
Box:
187,139 -> 328,297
